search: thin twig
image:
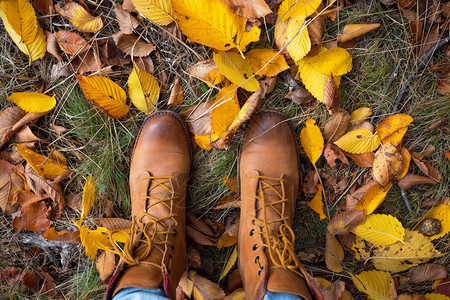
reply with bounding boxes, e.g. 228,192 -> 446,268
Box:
392,35 -> 450,113
399,185 -> 413,214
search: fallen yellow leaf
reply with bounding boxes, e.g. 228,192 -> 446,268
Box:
172,0 -> 260,52
307,185 -> 326,219
245,49 -> 289,77
75,177 -> 96,227
128,67 -> 160,114
77,75 -> 129,119
285,15 -> 311,61
350,107 -> 372,125
213,51 -> 259,91
55,3 -> 103,32
334,128 -> 381,154
0,0 -> 37,44
372,142 -> 403,186
7,92 -> 56,113
15,144 -> 69,179
351,270 -> 397,300
376,113 -> 413,143
415,204 -> 450,240
355,182 -> 392,215
131,0 -> 174,25
300,119 -> 324,165
219,246 -> 237,281
352,213 -> 405,246
211,84 -> 240,138
278,0 -> 322,21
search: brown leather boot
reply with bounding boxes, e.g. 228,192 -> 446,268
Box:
105,111 -> 192,299
238,110 -> 322,300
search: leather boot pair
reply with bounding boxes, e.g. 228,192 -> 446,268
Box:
106,110 -> 321,300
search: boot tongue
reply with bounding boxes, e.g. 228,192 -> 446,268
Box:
255,177 -> 285,239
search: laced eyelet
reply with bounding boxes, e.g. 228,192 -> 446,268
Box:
249,229 -> 254,236
258,267 -> 264,275
173,229 -> 177,236
170,244 -> 174,250
254,256 -> 259,263
252,244 -> 257,251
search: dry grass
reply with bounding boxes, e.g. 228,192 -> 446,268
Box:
0,0 -> 448,298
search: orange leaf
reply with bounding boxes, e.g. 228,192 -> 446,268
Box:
53,30 -> 91,55
12,201 -> 52,232
168,76 -> 183,106
112,31 -> 156,57
76,75 -> 129,119
337,23 -> 381,43
325,232 -> 343,272
96,251 -> 115,282
187,59 -> 225,87
55,3 -> 103,32
211,84 -> 240,138
372,143 -> 403,186
217,233 -> 237,249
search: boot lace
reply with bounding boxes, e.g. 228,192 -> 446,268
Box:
250,175 -> 301,276
109,176 -> 178,269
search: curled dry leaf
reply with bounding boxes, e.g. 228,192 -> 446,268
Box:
172,0 -> 260,52
12,201 -> 52,232
53,31 -> 91,56
112,32 -> 156,57
187,59 -> 225,87
327,210 -> 364,236
74,49 -> 102,75
7,92 -> 56,113
285,87 -> 315,105
128,67 -> 160,114
184,101 -> 213,136
337,23 -> 381,43
0,107 -> 46,147
223,89 -> 263,144
213,51 -> 259,92
259,76 -> 277,95
407,264 -> 448,284
45,31 -> 62,61
189,270 -> 226,299
308,11 -> 326,45
323,143 -> 349,168
350,107 -> 372,125
76,74 -> 129,119
372,142 -> 402,186
115,3 -> 139,34
410,152 -> 441,182
324,110 -> 351,142
168,76 -> 183,106
245,48 -> 289,77
334,128 -> 381,154
55,3 -> 103,32
300,119 -> 324,165
220,0 -> 271,19
397,173 -> 438,190
134,56 -> 154,73
323,74 -> 341,113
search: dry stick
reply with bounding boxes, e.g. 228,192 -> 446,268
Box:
391,35 -> 450,213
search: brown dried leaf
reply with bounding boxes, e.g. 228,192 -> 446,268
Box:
187,59 -> 225,87
325,232 -> 343,272
53,31 -> 91,56
0,107 -> 46,147
349,121 -> 374,133
96,251 -> 115,282
327,210 -> 364,236
324,143 -> 349,168
45,31 -> 63,61
260,76 -> 277,95
134,56 -> 154,73
323,74 -> 341,114
397,173 -> 438,190
96,218 -> 132,231
308,12 -> 326,45
168,76 -> 184,106
112,32 -> 155,57
186,225 -> 216,246
184,101 -> 213,136
44,226 -> 81,243
436,69 -> 450,95
187,213 -> 215,236
0,267 -> 25,286
337,24 -> 381,43
12,126 -> 43,146
104,38 -> 131,67
219,0 -> 271,19
346,180 -> 378,210
22,271 -> 58,297
285,87 -> 315,105
324,110 -> 351,142
410,152 -> 441,182
32,0 -> 53,15
24,164 -> 65,219
74,49 -> 102,75
345,152 -> 375,168
12,202 -> 52,232
115,3 -> 139,34
407,263 -> 448,284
